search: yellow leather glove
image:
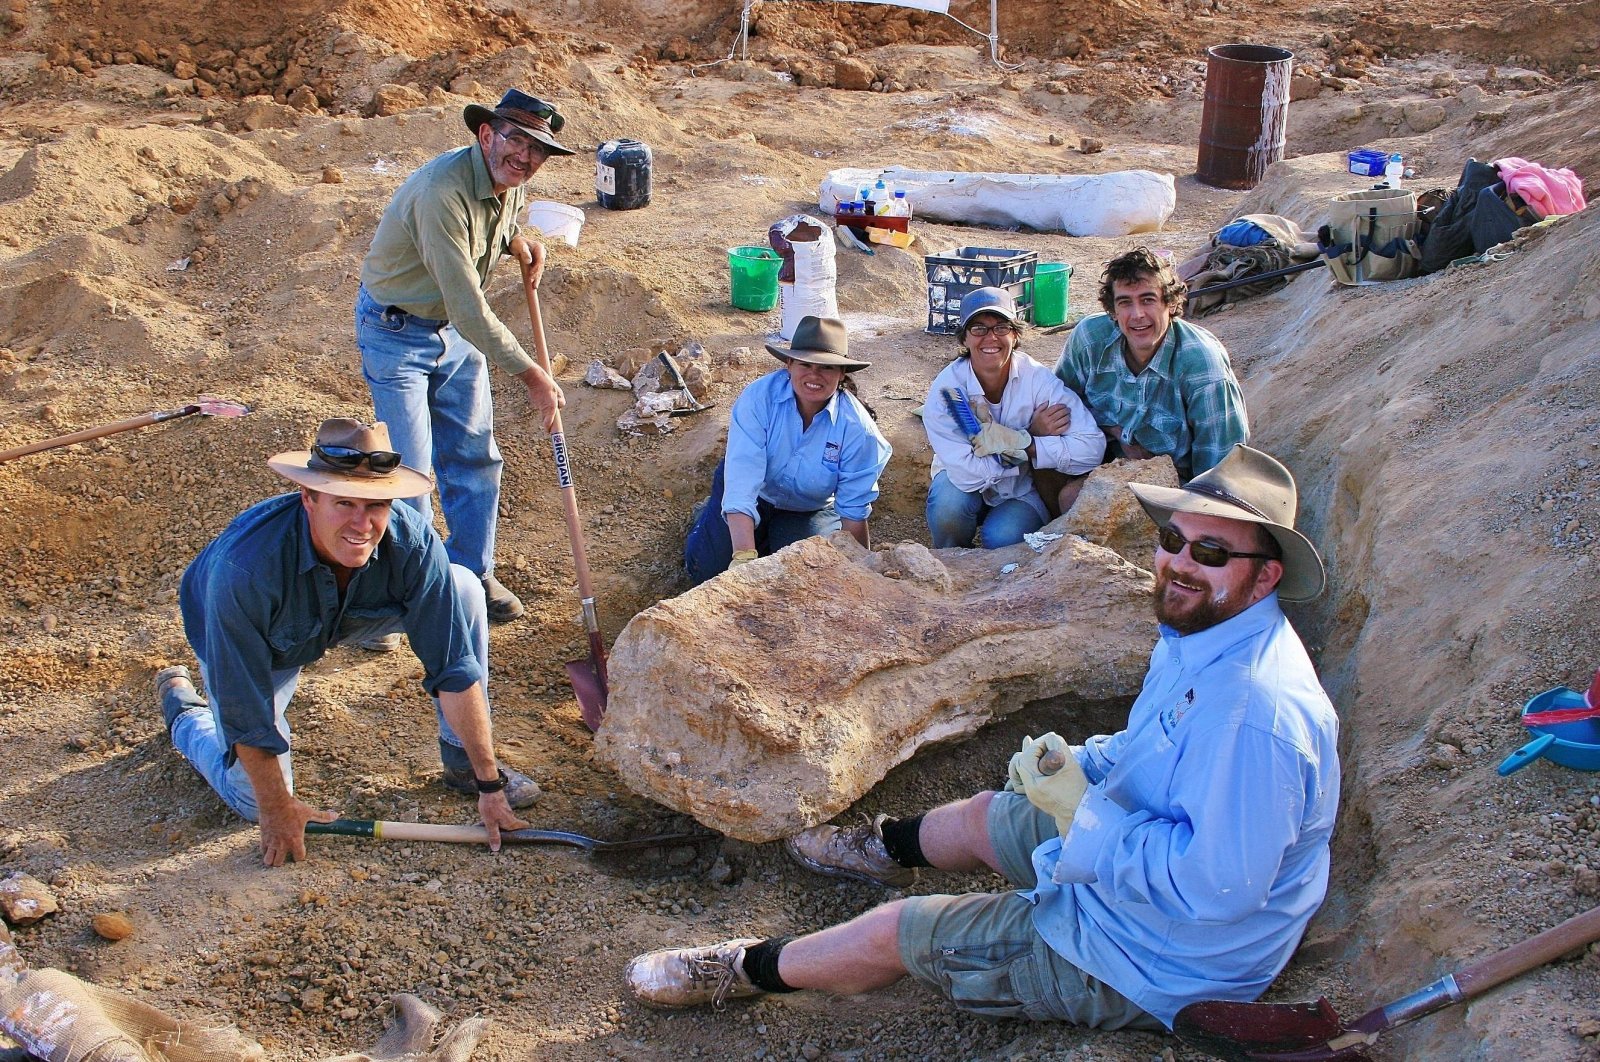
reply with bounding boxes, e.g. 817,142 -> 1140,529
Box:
728,549 -> 760,569
972,422 -> 1031,467
1006,732 -> 1088,837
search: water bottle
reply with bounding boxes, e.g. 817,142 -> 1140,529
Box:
1383,153 -> 1403,189
890,190 -> 911,218
873,177 -> 890,215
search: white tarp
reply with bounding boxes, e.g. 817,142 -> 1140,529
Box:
820,166 -> 1177,237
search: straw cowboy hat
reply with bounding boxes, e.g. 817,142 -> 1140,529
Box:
1128,443 -> 1326,601
765,316 -> 871,372
268,419 -> 434,501
463,88 -> 575,157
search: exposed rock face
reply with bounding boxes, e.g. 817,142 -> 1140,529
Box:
594,532 -> 1155,841
1050,455 -> 1179,573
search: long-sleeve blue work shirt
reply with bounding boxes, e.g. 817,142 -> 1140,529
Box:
178,494 -> 483,764
721,370 -> 892,525
1025,594 -> 1340,1028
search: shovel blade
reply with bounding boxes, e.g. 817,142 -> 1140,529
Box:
565,658 -> 607,732
196,395 -> 252,417
1174,998 -> 1354,1061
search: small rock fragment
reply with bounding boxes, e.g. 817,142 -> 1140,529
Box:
583,359 -> 631,389
321,165 -> 343,184
0,873 -> 59,925
1078,137 -> 1105,154
92,911 -> 134,941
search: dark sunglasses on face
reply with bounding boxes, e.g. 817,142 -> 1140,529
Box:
313,443 -> 403,474
1157,525 -> 1278,567
966,323 -> 1018,338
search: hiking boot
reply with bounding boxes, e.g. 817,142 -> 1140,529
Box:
785,814 -> 915,888
355,632 -> 404,652
481,574 -> 525,623
155,664 -> 207,734
626,938 -> 766,1009
440,763 -> 541,809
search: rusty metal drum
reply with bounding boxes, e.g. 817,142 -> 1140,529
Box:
1197,44 -> 1294,190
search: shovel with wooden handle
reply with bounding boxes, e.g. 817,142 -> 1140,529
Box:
0,396 -> 251,464
518,260 -> 608,731
1173,902 -> 1600,1060
307,817 -> 711,853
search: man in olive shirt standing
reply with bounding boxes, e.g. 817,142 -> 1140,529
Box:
357,88 -> 573,623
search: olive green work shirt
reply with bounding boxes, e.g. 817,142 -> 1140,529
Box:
359,143 -> 534,376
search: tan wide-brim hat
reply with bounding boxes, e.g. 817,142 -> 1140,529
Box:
463,88 -> 575,156
268,418 -> 434,501
765,315 -> 870,372
1127,443 -> 1326,601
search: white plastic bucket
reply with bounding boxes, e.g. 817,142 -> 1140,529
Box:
524,200 -> 585,248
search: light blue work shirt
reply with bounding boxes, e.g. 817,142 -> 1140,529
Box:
1024,593 -> 1340,1028
721,370 -> 892,525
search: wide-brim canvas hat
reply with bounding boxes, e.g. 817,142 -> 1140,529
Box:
1127,443 -> 1326,601
464,88 -> 575,156
958,286 -> 1020,329
268,418 -> 434,501
765,315 -> 870,371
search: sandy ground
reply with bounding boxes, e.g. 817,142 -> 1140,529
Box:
2,0 -> 1599,1058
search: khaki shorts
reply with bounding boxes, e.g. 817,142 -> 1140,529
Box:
894,792 -> 1161,1030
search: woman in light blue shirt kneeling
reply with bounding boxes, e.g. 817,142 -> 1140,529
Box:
684,316 -> 892,585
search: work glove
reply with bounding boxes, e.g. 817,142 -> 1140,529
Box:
729,549 -> 760,569
1006,732 -> 1088,837
320,992 -> 490,1062
966,403 -> 1029,466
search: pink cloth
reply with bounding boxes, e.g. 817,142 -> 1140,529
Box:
1496,157 -> 1587,218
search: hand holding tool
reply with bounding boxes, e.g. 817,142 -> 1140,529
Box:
1007,732 -> 1087,835
940,386 -> 1027,467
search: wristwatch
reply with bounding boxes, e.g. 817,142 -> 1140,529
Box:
474,769 -> 509,794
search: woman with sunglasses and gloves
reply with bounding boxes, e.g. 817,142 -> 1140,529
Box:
357,88 -> 575,626
684,316 -> 892,585
923,287 -> 1106,549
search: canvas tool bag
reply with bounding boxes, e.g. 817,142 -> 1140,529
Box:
1317,187 -> 1421,285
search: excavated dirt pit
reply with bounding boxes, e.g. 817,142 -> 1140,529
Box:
2,0 -> 1600,1058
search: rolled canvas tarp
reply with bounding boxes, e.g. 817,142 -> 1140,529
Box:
820,166 -> 1177,237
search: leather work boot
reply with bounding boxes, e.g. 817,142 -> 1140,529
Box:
355,632 -> 404,652
785,813 -> 915,888
155,664 -> 207,734
481,574 -> 525,623
441,763 -> 542,809
625,938 -> 766,1009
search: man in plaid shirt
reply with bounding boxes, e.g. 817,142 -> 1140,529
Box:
1051,248 -> 1248,511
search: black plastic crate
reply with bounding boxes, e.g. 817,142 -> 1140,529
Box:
925,246 -> 1037,334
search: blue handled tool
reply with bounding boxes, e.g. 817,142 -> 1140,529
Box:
940,386 -> 983,438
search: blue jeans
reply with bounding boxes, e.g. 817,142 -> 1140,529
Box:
356,285 -> 503,578
168,564 -> 490,822
683,460 -> 841,585
926,471 -> 1045,549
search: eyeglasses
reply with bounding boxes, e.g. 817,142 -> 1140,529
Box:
493,128 -> 550,157
1157,525 -> 1278,567
313,443 -> 403,474
966,323 -> 1018,338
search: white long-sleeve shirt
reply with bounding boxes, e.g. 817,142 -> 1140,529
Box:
924,351 -> 1106,517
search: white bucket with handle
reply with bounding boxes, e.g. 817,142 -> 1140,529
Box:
525,200 -> 585,248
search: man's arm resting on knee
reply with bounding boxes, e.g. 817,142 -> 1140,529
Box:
233,743 -> 337,869
437,683 -> 527,850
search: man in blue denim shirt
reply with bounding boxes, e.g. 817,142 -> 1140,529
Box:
626,446 -> 1340,1036
156,419 -> 538,868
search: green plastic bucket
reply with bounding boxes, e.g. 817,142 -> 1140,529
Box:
1033,261 -> 1072,326
729,245 -> 781,312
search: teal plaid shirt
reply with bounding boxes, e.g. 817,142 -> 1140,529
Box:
1053,314 -> 1248,481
